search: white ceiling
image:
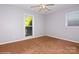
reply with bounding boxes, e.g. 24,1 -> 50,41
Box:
11,4 -> 79,14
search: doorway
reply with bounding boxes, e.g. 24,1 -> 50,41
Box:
25,16 -> 33,36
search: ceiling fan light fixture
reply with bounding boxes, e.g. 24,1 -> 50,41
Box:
31,4 -> 54,12
40,4 -> 47,9
38,4 -> 48,12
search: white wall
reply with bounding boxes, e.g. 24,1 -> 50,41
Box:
0,5 -> 44,44
1,4 -> 79,44
45,5 -> 79,42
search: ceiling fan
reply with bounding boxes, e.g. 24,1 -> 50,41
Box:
31,4 -> 54,12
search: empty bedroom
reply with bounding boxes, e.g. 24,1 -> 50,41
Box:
0,4 -> 79,54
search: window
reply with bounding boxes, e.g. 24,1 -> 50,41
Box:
66,11 -> 79,26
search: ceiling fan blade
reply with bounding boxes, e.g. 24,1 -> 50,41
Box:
46,4 -> 54,6
31,5 -> 40,8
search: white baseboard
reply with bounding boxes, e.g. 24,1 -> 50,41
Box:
0,35 -> 79,45
0,35 -> 44,45
47,35 -> 79,43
